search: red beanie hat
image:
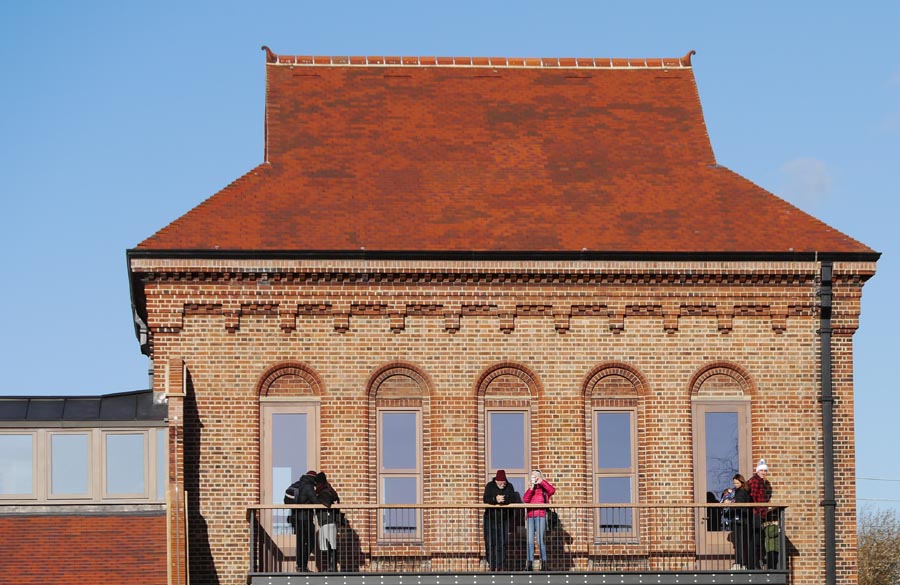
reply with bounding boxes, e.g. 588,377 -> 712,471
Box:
495,470 -> 507,482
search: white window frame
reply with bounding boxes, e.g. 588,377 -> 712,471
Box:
0,427 -> 166,504
48,431 -> 93,500
102,430 -> 150,499
377,407 -> 423,542
592,407 -> 639,541
484,407 -> 531,494
0,431 -> 38,500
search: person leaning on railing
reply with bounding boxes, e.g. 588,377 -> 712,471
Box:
483,469 -> 519,572
284,470 -> 319,572
314,472 -> 341,573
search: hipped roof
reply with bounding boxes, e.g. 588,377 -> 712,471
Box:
134,49 -> 874,258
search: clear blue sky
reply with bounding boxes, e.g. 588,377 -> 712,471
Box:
2,1 -> 898,511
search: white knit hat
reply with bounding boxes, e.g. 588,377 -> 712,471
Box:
756,459 -> 769,472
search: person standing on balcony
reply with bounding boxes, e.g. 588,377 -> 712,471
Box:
483,469 -> 518,571
747,459 -> 773,569
314,472 -> 341,573
728,473 -> 752,570
523,469 -> 556,571
284,470 -> 318,572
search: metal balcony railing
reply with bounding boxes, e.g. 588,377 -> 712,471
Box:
247,503 -> 786,576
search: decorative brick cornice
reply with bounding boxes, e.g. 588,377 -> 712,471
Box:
134,269 -> 820,287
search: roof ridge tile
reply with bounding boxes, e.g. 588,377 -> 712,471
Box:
259,46 -> 697,69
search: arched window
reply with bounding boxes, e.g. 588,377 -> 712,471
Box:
368,363 -> 432,542
257,363 -> 322,511
689,362 -> 755,556
583,363 -> 647,540
476,363 -> 541,497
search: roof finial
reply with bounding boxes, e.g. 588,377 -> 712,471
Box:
681,50 -> 696,66
261,45 -> 278,63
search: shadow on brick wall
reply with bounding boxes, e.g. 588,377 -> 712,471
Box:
185,369 -> 220,584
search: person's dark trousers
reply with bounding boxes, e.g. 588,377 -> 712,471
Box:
484,514 -> 509,571
296,514 -> 315,571
750,514 -> 763,570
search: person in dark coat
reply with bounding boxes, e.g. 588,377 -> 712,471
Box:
729,474 -> 753,570
314,472 -> 341,572
284,470 -> 318,572
483,469 -> 518,571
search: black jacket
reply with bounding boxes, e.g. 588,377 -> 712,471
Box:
316,483 -> 342,525
285,474 -> 318,527
483,480 -> 519,519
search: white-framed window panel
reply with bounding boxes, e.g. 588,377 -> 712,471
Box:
260,401 -> 319,536
377,408 -> 422,541
0,427 -> 166,504
0,432 -> 37,499
593,409 -> 638,540
103,431 -> 149,499
485,408 -> 530,497
49,431 -> 91,499
692,399 -> 752,557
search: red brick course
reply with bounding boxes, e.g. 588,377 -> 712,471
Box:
0,513 -> 166,585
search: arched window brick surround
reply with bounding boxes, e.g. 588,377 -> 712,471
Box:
689,362 -> 756,398
366,362 -> 433,507
475,362 -> 543,399
475,362 -> 543,487
367,362 -> 434,399
581,362 -> 649,399
256,362 -> 323,397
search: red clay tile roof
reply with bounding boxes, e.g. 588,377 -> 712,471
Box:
136,50 -> 873,256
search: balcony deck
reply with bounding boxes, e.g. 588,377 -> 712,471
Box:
247,504 -> 787,585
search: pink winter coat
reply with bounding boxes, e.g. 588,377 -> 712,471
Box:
522,480 -> 556,518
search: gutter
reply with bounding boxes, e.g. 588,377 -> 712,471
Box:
818,261 -> 836,585
125,248 -> 882,263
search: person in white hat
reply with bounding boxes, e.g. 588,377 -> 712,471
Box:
747,459 -> 773,569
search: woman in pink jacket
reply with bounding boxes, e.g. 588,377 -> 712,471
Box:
522,470 -> 556,571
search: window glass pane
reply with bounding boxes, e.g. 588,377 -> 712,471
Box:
381,412 -> 417,470
507,476 -> 526,499
489,412 -> 525,470
51,434 -> 89,495
704,411 -> 739,499
156,429 -> 166,500
598,477 -> 633,532
596,412 -> 631,469
106,434 -> 145,494
0,435 -> 33,495
383,477 -> 418,535
271,413 -> 308,504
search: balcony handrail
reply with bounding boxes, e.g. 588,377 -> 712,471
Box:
247,501 -> 788,576
250,502 -> 787,510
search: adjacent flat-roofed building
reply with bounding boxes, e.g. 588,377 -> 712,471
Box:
126,48 -> 879,585
0,390 -> 168,585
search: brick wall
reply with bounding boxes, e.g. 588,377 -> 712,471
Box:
0,513 -> 167,585
132,258 -> 874,585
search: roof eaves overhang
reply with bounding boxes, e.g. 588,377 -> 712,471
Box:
127,248 -> 881,263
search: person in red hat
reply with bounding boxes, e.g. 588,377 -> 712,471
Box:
483,469 -> 519,571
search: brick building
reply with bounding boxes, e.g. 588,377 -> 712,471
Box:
125,48 -> 878,584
